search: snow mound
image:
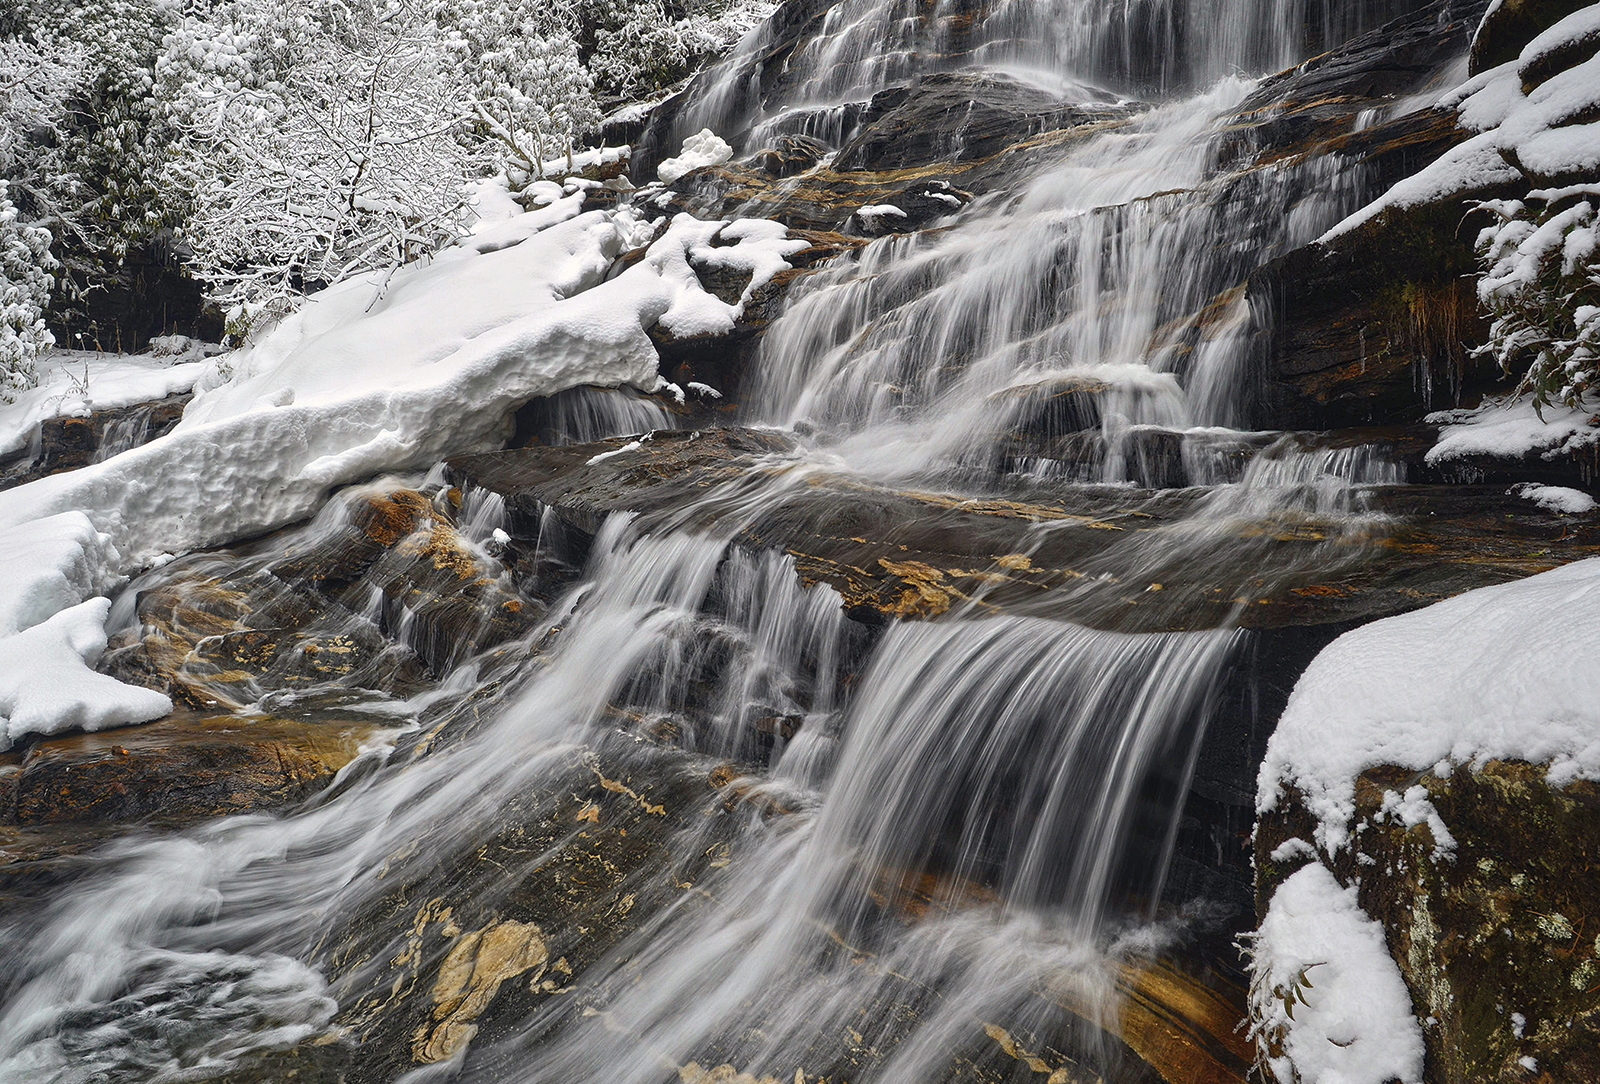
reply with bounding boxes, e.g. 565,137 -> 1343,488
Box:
0,512 -> 170,748
0,511 -> 119,636
1425,391 -> 1600,464
0,598 -> 172,751
657,128 -> 733,183
1248,864 -> 1424,1084
1510,481 -> 1598,513
1259,557 -> 1600,854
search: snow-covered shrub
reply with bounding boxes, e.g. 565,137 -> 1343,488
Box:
571,0 -> 772,99
0,182 -> 56,402
1476,185 -> 1600,410
155,0 -> 490,335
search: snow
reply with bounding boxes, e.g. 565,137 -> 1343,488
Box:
0,199 -> 805,744
1425,391 -> 1600,464
586,438 -> 646,465
0,511 -> 172,749
657,128 -> 733,183
1320,13 -> 1600,242
1377,784 -> 1457,860
1259,556 -> 1600,854
687,381 -> 722,399
856,203 -> 908,220
1509,481 -> 1598,513
465,174 -> 527,233
0,598 -> 172,751
658,217 -> 807,337
0,348 -> 215,457
1248,864 -> 1425,1084
1269,837 -> 1317,862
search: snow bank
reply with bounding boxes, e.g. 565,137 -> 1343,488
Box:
1510,481 -> 1598,513
657,128 -> 733,183
0,197 -> 804,743
1425,391 -> 1600,464
0,202 -> 802,570
0,512 -> 119,636
0,348 -> 214,458
1259,557 -> 1600,854
1320,9 -> 1600,242
1248,864 -> 1425,1084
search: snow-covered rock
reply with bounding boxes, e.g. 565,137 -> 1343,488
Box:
656,128 -> 733,183
1259,555 -> 1600,854
1323,3 -> 1600,242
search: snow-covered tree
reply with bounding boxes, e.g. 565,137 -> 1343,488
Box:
1476,187 -> 1600,410
0,182 -> 56,402
443,1 -> 600,180
155,0 -> 488,335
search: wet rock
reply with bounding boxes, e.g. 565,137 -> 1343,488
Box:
315,734 -> 754,1084
0,712 -> 379,827
1248,192 -> 1507,429
752,134 -> 830,178
447,428 -> 1600,632
829,72 -> 1123,174
1256,760 -> 1600,1083
104,488 -> 536,710
0,392 -> 192,491
651,108 -> 1123,234
1224,0 -> 1488,166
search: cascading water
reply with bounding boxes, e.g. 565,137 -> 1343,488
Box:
0,1 -> 1451,1080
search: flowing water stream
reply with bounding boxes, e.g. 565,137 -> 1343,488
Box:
0,2 -> 1446,1080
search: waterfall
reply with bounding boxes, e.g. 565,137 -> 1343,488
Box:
648,0 -> 1427,167
0,0 -> 1438,1080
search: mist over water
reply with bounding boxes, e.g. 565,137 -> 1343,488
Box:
0,1 -> 1436,1080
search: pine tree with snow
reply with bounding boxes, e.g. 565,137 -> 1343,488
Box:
3,2 -> 181,344
0,182 -> 56,402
